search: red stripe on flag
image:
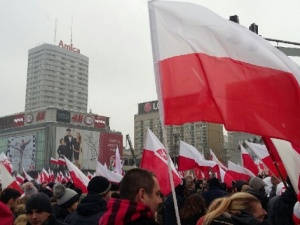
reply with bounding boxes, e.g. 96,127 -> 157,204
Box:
160,53 -> 300,146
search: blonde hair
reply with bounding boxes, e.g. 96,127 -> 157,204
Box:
14,214 -> 28,225
203,192 -> 261,225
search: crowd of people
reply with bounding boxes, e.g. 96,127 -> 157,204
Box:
0,168 -> 299,225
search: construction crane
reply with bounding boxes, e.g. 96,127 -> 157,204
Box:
126,134 -> 136,162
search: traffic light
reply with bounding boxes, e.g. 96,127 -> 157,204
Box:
249,23 -> 258,34
229,15 -> 239,24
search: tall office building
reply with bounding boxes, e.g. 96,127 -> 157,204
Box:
134,100 -> 224,162
25,41 -> 89,112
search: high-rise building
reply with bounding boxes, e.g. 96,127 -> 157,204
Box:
134,100 -> 224,162
25,41 -> 89,112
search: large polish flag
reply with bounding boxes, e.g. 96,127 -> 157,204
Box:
114,146 -> 123,175
64,156 -> 89,193
220,168 -> 235,188
140,129 -> 182,196
0,162 -> 23,193
268,138 -> 300,194
95,161 -> 123,183
0,152 -> 13,174
148,1 -> 300,147
240,145 -> 259,176
245,141 -> 285,178
22,168 -> 33,181
210,149 -> 228,171
227,161 -> 255,182
178,140 -> 219,173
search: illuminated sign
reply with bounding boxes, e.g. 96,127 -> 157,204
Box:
84,116 -> 93,125
138,101 -> 159,114
58,40 -> 80,54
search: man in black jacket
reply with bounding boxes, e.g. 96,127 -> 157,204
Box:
73,176 -> 112,225
99,168 -> 162,225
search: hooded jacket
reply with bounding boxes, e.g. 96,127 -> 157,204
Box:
99,198 -> 159,225
73,194 -> 107,225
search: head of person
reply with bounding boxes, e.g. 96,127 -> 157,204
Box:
249,177 -> 266,194
232,180 -> 248,193
87,176 -> 112,202
53,183 -> 79,212
203,192 -> 267,225
0,188 -> 21,211
179,193 -> 206,219
26,193 -> 52,225
22,182 -> 38,197
119,168 -> 162,215
59,138 -> 64,145
66,128 -> 71,135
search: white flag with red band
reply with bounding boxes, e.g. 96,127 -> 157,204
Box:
0,162 -> 23,193
227,161 -> 255,181
64,156 -> 89,193
140,128 -> 182,196
114,146 -> 123,175
95,161 -> 122,183
148,1 -> 300,147
22,168 -> 33,181
240,145 -> 259,176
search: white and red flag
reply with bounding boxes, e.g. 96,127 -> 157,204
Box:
140,129 -> 182,196
40,168 -> 50,183
268,139 -> 300,194
50,157 -> 58,165
22,168 -> 33,181
220,168 -> 235,188
0,162 -> 23,193
64,156 -> 89,193
227,161 -> 255,182
87,172 -> 93,180
57,158 -> 66,165
210,149 -> 228,171
245,141 -> 285,179
95,161 -> 123,183
240,145 -> 259,176
114,146 -> 123,175
16,173 -> 25,185
178,140 -> 219,174
148,1 -> 300,147
0,152 -> 13,174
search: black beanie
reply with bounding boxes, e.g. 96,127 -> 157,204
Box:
87,176 -> 111,195
26,193 -> 52,213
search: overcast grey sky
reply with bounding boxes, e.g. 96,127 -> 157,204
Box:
1,0 -> 300,146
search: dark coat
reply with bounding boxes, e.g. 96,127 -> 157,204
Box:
26,214 -> 65,225
202,187 -> 228,207
73,194 -> 107,225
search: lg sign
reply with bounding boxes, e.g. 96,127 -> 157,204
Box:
139,101 -> 159,114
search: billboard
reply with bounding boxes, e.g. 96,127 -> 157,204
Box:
138,100 -> 159,114
56,110 -> 71,123
94,115 -> 109,129
55,127 -> 100,170
98,133 -> 123,166
7,134 -> 36,171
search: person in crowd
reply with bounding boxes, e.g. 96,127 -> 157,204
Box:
197,192 -> 269,225
22,182 -> 38,198
0,188 -> 21,225
184,175 -> 196,198
268,177 -> 297,225
180,193 -> 206,225
99,168 -> 162,225
268,176 -> 280,199
52,183 -> 79,224
73,176 -> 111,225
0,187 -> 22,213
13,204 -> 26,219
232,180 -> 248,193
26,192 -> 64,225
14,214 -> 28,225
202,178 -> 228,207
163,181 -> 185,225
247,176 -> 269,211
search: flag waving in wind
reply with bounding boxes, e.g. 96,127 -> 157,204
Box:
141,129 -> 182,196
148,1 -> 300,147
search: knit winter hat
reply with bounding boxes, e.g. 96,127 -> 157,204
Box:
293,193 -> 300,224
87,176 -> 111,196
26,193 -> 52,213
249,177 -> 265,191
53,183 -> 79,209
22,182 -> 38,197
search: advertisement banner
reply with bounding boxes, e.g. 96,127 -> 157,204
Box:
55,127 -> 100,170
56,110 -> 71,123
7,134 -> 36,171
138,100 -> 159,114
94,115 -> 109,129
98,133 -> 123,166
14,114 -> 24,127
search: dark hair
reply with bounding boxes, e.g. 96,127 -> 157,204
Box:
180,193 -> 206,219
66,128 -> 71,132
120,168 -> 155,201
0,188 -> 21,204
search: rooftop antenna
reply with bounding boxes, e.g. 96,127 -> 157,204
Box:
54,18 -> 57,45
70,15 -> 73,46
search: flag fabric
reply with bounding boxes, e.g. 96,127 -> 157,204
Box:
114,146 -> 123,175
22,168 -> 33,181
63,156 -> 89,193
178,141 -> 219,173
95,161 -> 123,183
0,153 -> 13,174
16,173 -> 25,185
50,157 -> 58,165
40,168 -> 50,183
220,168 -> 235,188
87,172 -> 93,180
227,161 -> 255,182
210,149 -> 228,171
0,162 -> 23,193
57,158 -> 66,165
245,141 -> 285,178
270,138 -> 300,194
140,129 -> 182,196
148,1 -> 300,147
240,145 -> 259,176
